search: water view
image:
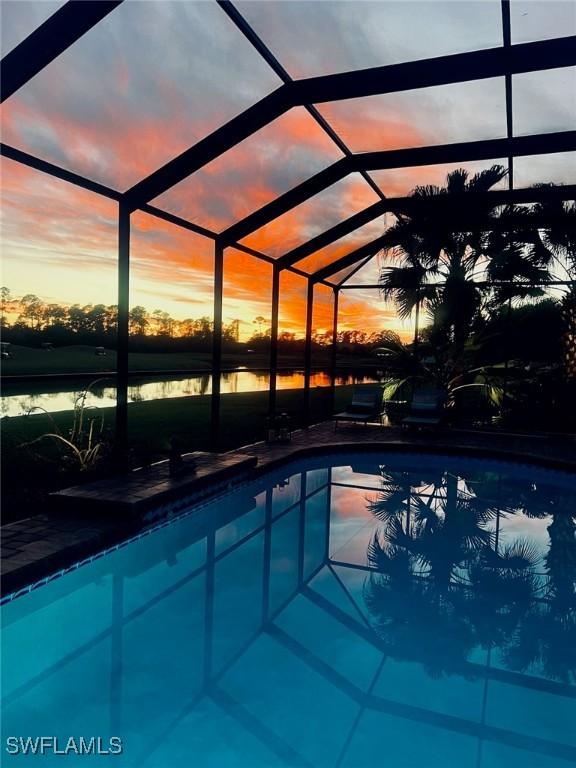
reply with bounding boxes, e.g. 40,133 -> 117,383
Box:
1,371 -> 377,418
3,452 -> 575,767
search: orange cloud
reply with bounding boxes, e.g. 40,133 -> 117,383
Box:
0,2 -> 516,343
339,290 -> 414,341
1,158 -> 412,339
1,93 -> 438,339
318,99 -> 426,152
1,156 -> 117,271
296,218 -> 386,275
152,107 -> 344,231
312,284 -> 335,335
331,485 -> 376,520
0,0 -> 283,191
242,173 -> 381,257
279,271 -> 307,337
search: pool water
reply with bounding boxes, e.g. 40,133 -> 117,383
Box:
2,452 -> 575,767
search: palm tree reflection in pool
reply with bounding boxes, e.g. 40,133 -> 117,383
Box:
363,466 -> 576,683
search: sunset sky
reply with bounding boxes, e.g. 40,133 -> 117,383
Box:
1,0 -> 575,340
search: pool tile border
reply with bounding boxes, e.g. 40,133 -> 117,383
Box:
2,423 -> 575,600
0,470 -> 263,606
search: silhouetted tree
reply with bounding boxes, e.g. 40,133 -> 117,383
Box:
530,196 -> 576,378
1,286 -> 11,328
129,305 -> 149,335
19,294 -> 44,330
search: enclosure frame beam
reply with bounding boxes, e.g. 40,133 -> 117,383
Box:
1,0 -> 123,102
3,1 -> 576,461
311,205 -> 576,283
275,199 -> 389,269
222,132 -> 576,245
338,255 -> 375,287
0,142 -> 334,290
268,264 -> 281,416
274,181 -> 576,274
216,0 -> 387,204
2,139 -> 573,288
337,279 -> 576,289
502,0 -> 515,412
303,279 -> 314,426
330,287 -> 339,412
210,241 -> 224,450
115,202 -> 130,462
125,35 -> 576,208
502,0 -> 514,191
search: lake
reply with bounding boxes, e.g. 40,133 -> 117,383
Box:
1,370 -> 378,417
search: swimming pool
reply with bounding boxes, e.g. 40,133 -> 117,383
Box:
2,452 -> 575,767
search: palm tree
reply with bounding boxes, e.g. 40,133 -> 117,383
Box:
529,195 -> 576,379
368,467 -> 496,591
364,467 -> 550,678
378,165 -> 509,350
376,168 -> 570,421
378,167 -> 557,358
497,504 -> 576,683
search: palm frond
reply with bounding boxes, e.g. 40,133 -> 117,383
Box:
466,164 -> 508,194
367,531 -> 414,578
483,538 -> 540,570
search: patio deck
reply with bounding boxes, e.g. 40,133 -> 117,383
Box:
241,420 -> 576,474
2,421 -> 575,598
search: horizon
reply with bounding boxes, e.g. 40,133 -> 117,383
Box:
0,285 -> 415,343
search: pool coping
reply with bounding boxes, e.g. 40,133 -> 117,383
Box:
244,436 -> 576,477
2,423 -> 575,599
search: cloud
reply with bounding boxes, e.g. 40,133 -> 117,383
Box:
153,107 -> 344,230
3,2 -> 570,342
296,218 -> 386,275
241,173 -> 381,257
1,1 -> 282,189
236,0 -> 504,79
339,288 -> 415,341
316,77 -> 507,154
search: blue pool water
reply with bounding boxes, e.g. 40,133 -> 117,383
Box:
2,452 -> 575,767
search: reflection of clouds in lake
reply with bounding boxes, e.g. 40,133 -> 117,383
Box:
5,388 -> 118,417
2,371 -> 377,417
18,391 -> 77,413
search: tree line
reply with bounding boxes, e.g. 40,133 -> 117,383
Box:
0,288 -> 399,353
0,289 -> 242,350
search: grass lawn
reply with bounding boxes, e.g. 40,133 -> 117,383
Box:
2,344 -> 367,377
2,345 -> 324,377
2,345 -> 224,376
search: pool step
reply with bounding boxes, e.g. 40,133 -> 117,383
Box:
50,451 -> 258,521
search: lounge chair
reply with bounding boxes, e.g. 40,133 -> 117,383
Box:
402,387 -> 447,429
333,386 -> 384,430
